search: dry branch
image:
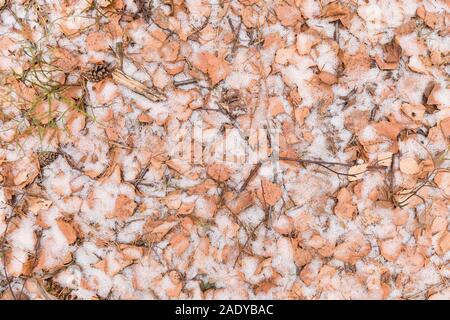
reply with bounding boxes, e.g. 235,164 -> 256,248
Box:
112,69 -> 167,102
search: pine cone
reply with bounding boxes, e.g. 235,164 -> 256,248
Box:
84,63 -> 111,82
37,151 -> 59,168
221,89 -> 246,117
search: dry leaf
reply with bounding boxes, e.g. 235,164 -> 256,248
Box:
26,196 -> 52,215
259,178 -> 282,206
399,158 -> 420,175
109,194 -> 137,219
144,217 -> 179,242
334,188 -> 356,219
400,103 -> 426,122
207,163 -> 231,182
274,4 -> 302,27
318,71 -> 337,85
56,219 -> 77,244
348,164 -> 368,181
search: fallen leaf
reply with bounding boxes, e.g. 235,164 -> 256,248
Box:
274,4 -> 302,26
399,157 -> 420,175
373,119 -> 403,141
26,196 -> 52,215
380,238 -> 403,262
400,103 -> 426,122
318,71 -> 337,85
207,163 -> 231,182
144,217 -> 179,242
56,219 -> 77,244
334,188 -> 357,219
348,164 -> 368,181
108,194 -> 137,219
258,178 -> 282,206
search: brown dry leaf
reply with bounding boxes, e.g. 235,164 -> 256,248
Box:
52,48 -> 79,72
226,191 -> 254,214
395,20 -> 416,36
108,194 -> 137,219
417,6 -> 440,29
169,233 -> 190,255
373,118 -> 403,141
258,178 -> 282,206
254,281 -> 277,295
161,41 -> 180,62
274,4 -> 302,27
377,152 -> 393,167
66,110 -> 86,135
137,112 -> 153,124
164,190 -> 182,210
207,163 -> 231,182
32,100 -> 59,125
334,235 -> 371,264
195,52 -> 231,85
321,2 -> 352,26
294,246 -> 312,268
344,110 -> 369,133
208,56 -> 230,85
431,216 -> 448,234
56,219 -> 77,244
5,156 -> 40,189
400,103 -> 426,122
268,96 -> 285,117
427,84 -> 449,107
437,232 -> 450,255
272,215 -> 293,235
166,159 -> 192,175
242,6 -> 262,28
375,56 -> 398,70
348,164 -> 368,182
399,157 -> 420,175
380,238 -> 403,262
434,172 -> 450,196
86,31 -> 109,51
275,48 -> 296,65
94,253 -> 133,276
408,56 -> 428,74
318,71 -> 337,85
334,188 -> 357,219
439,117 -> 450,139
339,45 -> 372,73
375,40 -> 402,70
26,196 -> 52,215
187,179 -> 217,195
144,217 -> 179,242
105,126 -> 120,141
238,0 -> 259,5
383,40 -> 402,64
294,107 -> 310,126
177,202 -> 195,215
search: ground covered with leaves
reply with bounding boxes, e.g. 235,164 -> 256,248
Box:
0,0 -> 449,300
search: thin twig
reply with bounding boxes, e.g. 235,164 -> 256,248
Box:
0,194 -> 25,300
173,79 -> 198,87
1,214 -> 16,300
18,228 -> 43,299
112,69 -> 166,102
279,156 -> 354,167
234,180 -> 270,268
239,162 -> 261,192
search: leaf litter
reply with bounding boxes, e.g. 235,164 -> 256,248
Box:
0,0 -> 449,300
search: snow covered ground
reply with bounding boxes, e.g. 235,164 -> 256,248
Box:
0,0 -> 449,300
